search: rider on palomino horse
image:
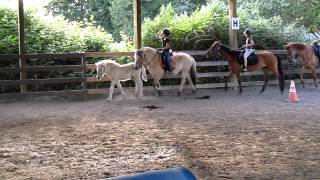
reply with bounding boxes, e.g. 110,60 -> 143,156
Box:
158,28 -> 172,72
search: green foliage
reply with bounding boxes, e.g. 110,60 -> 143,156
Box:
0,8 -> 19,54
143,2 -> 228,50
46,0 -> 209,41
0,8 -> 113,54
142,0 -> 307,50
46,0 -> 114,35
238,0 -> 320,37
237,10 -> 306,49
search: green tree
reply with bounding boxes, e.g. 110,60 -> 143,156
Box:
142,1 -> 306,50
0,7 -> 113,54
46,0 -> 114,34
238,0 -> 320,37
46,0 -> 209,40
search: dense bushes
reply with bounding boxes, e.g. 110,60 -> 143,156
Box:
0,8 -> 113,54
142,1 -> 307,50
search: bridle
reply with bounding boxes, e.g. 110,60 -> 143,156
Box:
137,49 -> 161,67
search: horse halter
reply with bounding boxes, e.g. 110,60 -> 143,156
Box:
137,49 -> 160,67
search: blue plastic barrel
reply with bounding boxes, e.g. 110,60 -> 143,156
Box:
106,166 -> 197,180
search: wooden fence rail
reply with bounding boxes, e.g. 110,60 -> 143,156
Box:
0,50 -> 317,98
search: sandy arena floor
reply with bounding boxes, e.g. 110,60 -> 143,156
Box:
0,85 -> 320,179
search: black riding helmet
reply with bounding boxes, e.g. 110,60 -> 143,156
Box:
162,28 -> 170,36
243,28 -> 252,36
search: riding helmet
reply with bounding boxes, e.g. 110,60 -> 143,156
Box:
243,28 -> 252,36
162,28 -> 170,36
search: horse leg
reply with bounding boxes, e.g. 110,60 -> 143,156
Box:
136,78 -> 143,98
153,80 -> 162,96
311,67 -> 318,88
236,73 -> 243,94
300,67 -> 305,88
134,79 -> 139,97
178,72 -> 188,96
186,73 -> 196,93
260,69 -> 269,94
225,73 -> 233,92
115,81 -> 126,99
107,80 -> 116,101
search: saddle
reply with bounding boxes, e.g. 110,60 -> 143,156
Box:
239,50 -> 258,66
159,50 -> 173,71
313,44 -> 320,59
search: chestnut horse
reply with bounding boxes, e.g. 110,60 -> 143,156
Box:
206,41 -> 284,94
285,42 -> 319,88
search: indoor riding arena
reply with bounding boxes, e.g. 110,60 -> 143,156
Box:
1,85 -> 320,179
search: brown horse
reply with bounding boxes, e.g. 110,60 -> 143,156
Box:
285,42 -> 319,88
205,41 -> 284,94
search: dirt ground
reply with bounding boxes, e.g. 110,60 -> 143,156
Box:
1,85 -> 320,180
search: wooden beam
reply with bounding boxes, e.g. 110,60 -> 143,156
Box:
18,0 -> 26,93
133,0 -> 141,49
228,0 -> 238,48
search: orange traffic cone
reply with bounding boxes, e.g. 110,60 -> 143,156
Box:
288,80 -> 299,103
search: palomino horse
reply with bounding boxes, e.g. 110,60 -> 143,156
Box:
95,60 -> 147,101
134,47 -> 196,96
206,41 -> 284,94
285,42 -> 319,88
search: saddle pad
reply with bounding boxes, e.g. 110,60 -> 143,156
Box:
239,52 -> 258,66
313,45 -> 320,59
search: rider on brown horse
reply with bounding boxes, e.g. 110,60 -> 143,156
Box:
242,28 -> 255,72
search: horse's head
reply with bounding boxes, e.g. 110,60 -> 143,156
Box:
285,43 -> 298,64
95,61 -> 105,80
134,49 -> 146,69
205,40 -> 222,58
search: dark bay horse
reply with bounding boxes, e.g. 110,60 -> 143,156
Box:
206,41 -> 284,94
285,42 -> 319,88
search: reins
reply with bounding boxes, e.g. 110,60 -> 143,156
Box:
144,50 -> 161,66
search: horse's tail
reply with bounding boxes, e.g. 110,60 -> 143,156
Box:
276,54 -> 285,93
190,58 -> 197,87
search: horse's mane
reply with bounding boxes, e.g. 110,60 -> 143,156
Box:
220,44 -> 241,56
95,59 -> 119,66
141,47 -> 156,53
289,42 -> 307,50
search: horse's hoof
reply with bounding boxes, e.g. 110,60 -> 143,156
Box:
192,89 -> 197,94
177,91 -> 181,96
106,98 -> 112,102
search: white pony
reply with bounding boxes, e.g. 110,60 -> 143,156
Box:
95,60 -> 147,101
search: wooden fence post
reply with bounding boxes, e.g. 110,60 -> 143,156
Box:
18,0 -> 26,93
228,0 -> 238,48
81,57 -> 87,90
133,0 -> 141,49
